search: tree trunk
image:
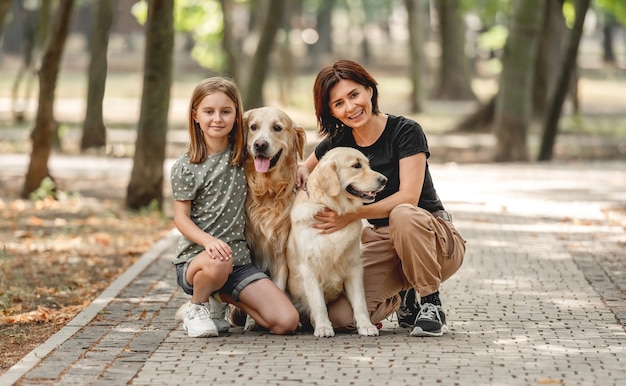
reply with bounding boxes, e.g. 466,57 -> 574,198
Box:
538,0 -> 591,161
602,13 -> 616,64
532,0 -> 565,122
0,0 -> 11,41
21,0 -> 74,198
125,0 -> 174,210
10,0 -> 51,122
434,0 -> 475,100
276,0 -> 297,105
404,0 -> 425,113
80,0 -> 114,152
306,0 -> 336,71
243,0 -> 286,109
493,0 -> 543,162
219,0 -> 240,81
453,94 -> 496,133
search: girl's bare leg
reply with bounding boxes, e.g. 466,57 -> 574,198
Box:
223,278 -> 299,334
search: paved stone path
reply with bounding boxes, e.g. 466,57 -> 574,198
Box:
1,156 -> 625,385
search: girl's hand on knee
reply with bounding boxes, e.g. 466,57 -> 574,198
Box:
204,239 -> 232,261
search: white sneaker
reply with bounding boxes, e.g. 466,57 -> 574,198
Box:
208,297 -> 230,333
183,302 -> 219,338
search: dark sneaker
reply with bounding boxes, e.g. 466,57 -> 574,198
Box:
208,297 -> 230,333
409,303 -> 448,337
396,288 -> 419,328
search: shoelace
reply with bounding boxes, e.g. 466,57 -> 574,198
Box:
397,292 -> 418,317
191,304 -> 211,320
417,303 -> 441,322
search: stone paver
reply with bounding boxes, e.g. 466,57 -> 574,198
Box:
1,156 -> 625,385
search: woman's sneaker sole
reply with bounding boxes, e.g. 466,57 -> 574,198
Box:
409,324 -> 448,337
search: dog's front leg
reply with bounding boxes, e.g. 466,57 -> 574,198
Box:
272,258 -> 288,292
344,269 -> 379,336
300,266 -> 334,337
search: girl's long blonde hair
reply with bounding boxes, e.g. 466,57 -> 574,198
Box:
187,77 -> 246,166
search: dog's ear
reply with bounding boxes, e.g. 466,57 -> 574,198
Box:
311,159 -> 340,197
294,125 -> 307,160
243,109 -> 255,129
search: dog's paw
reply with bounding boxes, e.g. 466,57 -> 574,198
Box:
357,323 -> 379,337
313,323 -> 335,338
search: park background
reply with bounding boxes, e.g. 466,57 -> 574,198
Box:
0,0 -> 625,375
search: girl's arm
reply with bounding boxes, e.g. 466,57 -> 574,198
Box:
173,200 -> 232,260
314,153 -> 426,233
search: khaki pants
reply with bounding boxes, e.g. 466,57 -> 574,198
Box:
327,204 -> 466,330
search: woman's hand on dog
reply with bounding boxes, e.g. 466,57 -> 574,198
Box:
313,208 -> 356,234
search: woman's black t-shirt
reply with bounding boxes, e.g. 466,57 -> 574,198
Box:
314,114 -> 444,227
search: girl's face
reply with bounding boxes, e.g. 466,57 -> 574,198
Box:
328,79 -> 373,130
194,91 -> 237,142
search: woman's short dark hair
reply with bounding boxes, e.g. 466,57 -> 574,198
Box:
312,60 -> 380,138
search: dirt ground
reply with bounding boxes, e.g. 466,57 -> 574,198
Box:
0,171 -> 174,374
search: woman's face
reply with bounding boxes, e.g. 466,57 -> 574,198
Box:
194,91 -> 237,142
328,79 -> 373,130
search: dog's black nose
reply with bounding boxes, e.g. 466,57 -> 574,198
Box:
379,176 -> 388,186
254,140 -> 268,152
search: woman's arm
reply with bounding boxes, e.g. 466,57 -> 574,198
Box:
314,153 -> 426,233
173,200 -> 232,260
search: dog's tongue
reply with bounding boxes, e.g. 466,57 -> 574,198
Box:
254,157 -> 270,173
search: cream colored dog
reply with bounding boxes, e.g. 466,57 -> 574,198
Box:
287,147 -> 387,337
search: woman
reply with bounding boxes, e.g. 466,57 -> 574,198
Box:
297,60 -> 465,337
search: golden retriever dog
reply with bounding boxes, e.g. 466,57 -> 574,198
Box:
287,147 -> 387,337
244,106 -> 306,290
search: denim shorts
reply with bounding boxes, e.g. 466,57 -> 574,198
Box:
175,260 -> 268,302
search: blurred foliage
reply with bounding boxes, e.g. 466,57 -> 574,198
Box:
29,177 -> 57,201
478,24 -> 507,51
461,0 -> 509,26
176,0 -> 225,71
595,0 -> 626,25
131,0 -> 234,72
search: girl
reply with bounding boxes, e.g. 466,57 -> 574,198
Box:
297,60 -> 466,337
171,77 -> 299,338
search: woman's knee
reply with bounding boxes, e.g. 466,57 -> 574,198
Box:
389,204 -> 431,232
327,296 -> 357,332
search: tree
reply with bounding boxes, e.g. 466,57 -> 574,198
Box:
307,0 -> 337,71
243,0 -> 286,109
434,0 -> 476,100
454,0 -> 568,134
218,0 -> 240,81
0,0 -> 11,41
80,0 -> 115,152
404,0 -> 426,113
10,0 -> 51,122
126,0 -> 174,210
493,0 -> 543,162
532,0 -> 566,121
21,0 -> 74,198
538,0 -> 591,161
